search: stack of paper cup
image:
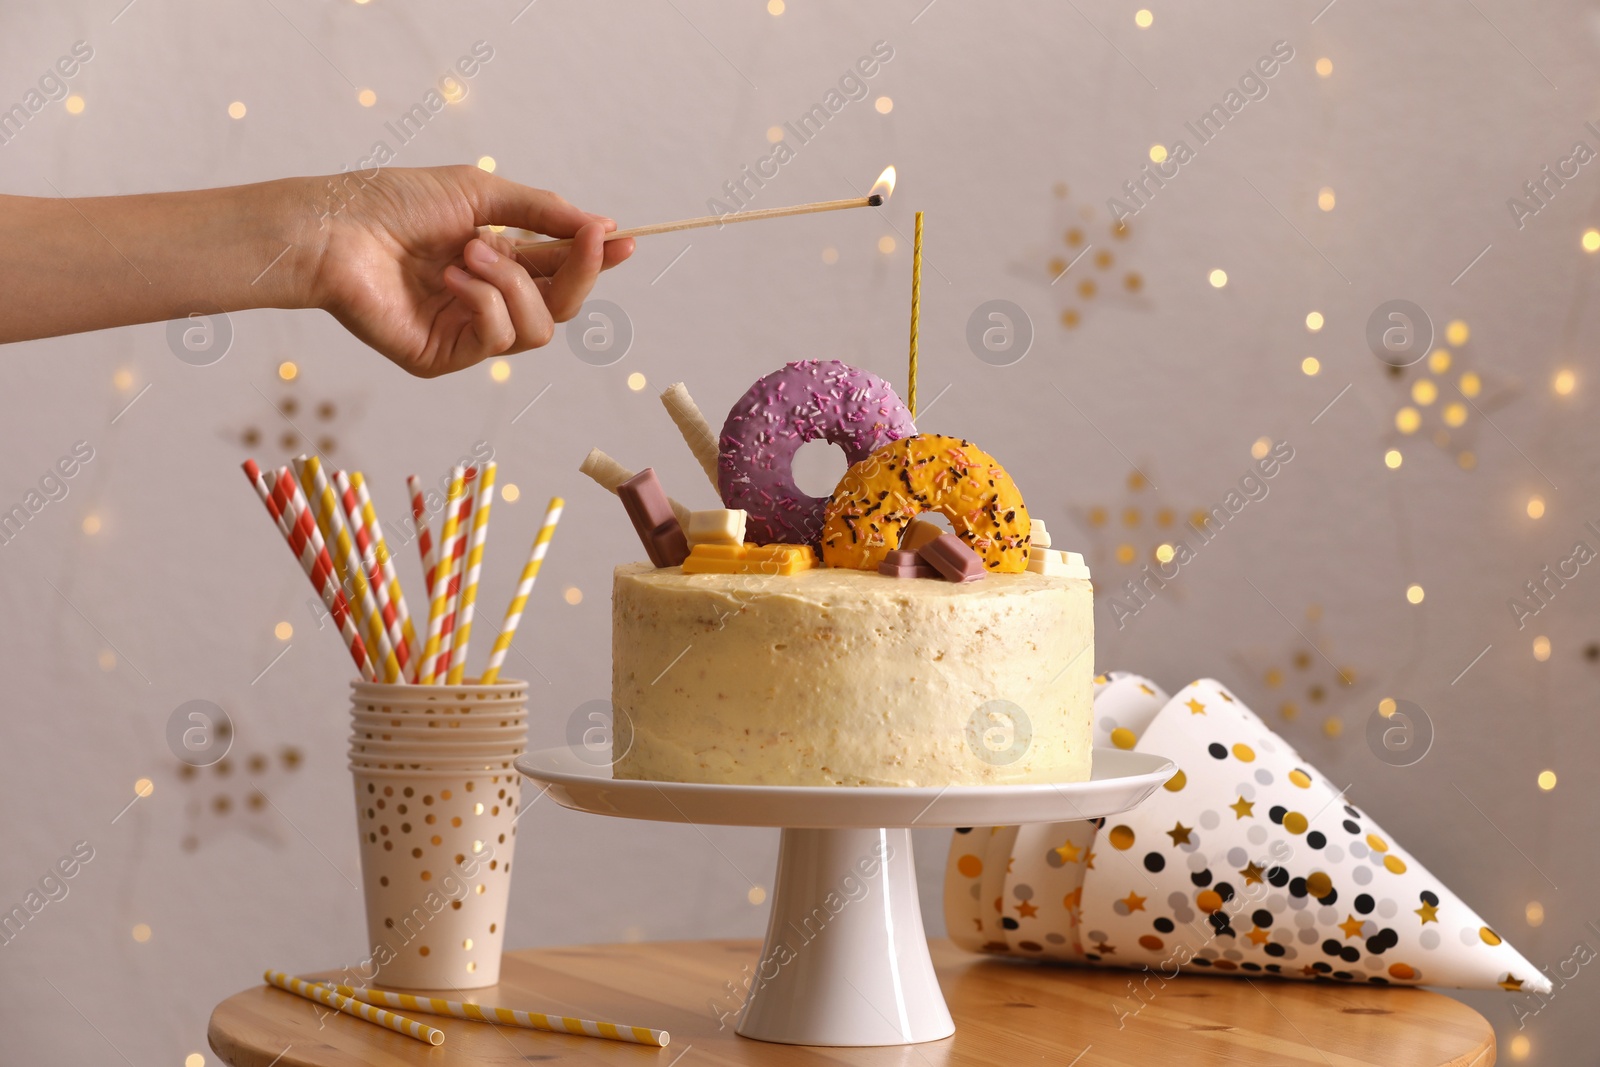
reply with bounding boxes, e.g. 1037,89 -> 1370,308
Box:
348,680 -> 528,989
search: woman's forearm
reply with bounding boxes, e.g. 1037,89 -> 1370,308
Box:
0,178 -> 325,343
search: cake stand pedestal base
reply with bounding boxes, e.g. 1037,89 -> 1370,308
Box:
738,827 -> 950,1046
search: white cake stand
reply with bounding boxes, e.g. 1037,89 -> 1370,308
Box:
515,747 -> 1175,1048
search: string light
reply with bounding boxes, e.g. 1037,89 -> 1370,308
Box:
1315,57 -> 1333,76
489,359 -> 511,382
278,361 -> 298,381
1134,8 -> 1153,26
1429,349 -> 1452,373
274,621 -> 293,640
878,235 -> 896,255
765,126 -> 784,143
748,886 -> 767,904
1527,495 -> 1545,519
500,484 -> 520,503
135,778 -> 154,797
874,97 -> 893,114
1395,407 -> 1421,434
1301,356 -> 1320,376
1442,402 -> 1468,427
767,0 -> 784,13
1525,901 -> 1545,927
1154,543 -> 1175,563
132,923 -> 152,943
476,156 -> 496,173
1305,311 -> 1324,332
563,587 -> 583,605
627,372 -> 647,391
1384,449 -> 1402,469
1537,769 -> 1557,791
1149,144 -> 1168,163
1322,717 -> 1343,738
186,1054 -> 206,1067
1115,544 -> 1136,564
821,246 -> 839,265
1553,368 -> 1576,395
1583,229 -> 1600,253
1317,187 -> 1335,212
1508,1034 -> 1530,1062
65,95 -> 85,114
1251,437 -> 1272,459
1459,370 -> 1481,396
1533,635 -> 1551,661
1377,697 -> 1397,717
1445,320 -> 1470,346
227,101 -> 247,120
82,515 -> 102,535
97,650 -> 116,671
1405,584 -> 1424,604
358,89 -> 377,107
1208,268 -> 1228,288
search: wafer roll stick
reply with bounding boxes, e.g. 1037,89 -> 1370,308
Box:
578,448 -> 691,525
659,383 -> 721,491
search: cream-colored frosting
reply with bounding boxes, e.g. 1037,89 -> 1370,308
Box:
611,563 -> 1093,786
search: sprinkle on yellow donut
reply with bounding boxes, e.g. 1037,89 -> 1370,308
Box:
820,433 -> 1031,572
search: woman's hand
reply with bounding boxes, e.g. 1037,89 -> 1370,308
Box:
307,165 -> 635,378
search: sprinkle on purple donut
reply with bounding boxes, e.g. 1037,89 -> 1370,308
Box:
717,360 -> 916,547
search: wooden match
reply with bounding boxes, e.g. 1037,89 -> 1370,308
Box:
512,194 -> 883,254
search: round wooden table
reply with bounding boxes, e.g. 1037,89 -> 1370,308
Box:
209,939 -> 1496,1066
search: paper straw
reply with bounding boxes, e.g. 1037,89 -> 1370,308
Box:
659,383 -> 720,491
448,462 -> 496,685
242,462 -> 375,682
419,467 -> 467,685
578,448 -> 691,525
430,469 -> 476,683
353,472 -> 420,680
481,496 -> 563,685
264,971 -> 443,1046
299,457 -> 402,683
338,471 -> 411,683
317,981 -> 667,1048
407,475 -> 441,603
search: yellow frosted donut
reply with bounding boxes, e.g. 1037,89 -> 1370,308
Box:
820,433 -> 1031,572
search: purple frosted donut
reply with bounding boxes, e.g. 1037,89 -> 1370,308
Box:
718,360 -> 916,546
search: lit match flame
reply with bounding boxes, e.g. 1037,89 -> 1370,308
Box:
870,165 -> 896,202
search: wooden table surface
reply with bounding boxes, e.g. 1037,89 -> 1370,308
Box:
209,939 -> 1495,1066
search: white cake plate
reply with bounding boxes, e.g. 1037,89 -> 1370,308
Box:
515,747 -> 1175,1048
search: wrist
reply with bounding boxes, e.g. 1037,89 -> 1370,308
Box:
238,176 -> 331,313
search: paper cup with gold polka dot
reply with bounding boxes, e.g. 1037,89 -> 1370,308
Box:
349,682 -> 527,990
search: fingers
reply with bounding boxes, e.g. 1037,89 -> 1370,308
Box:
439,264 -> 517,365
528,221 -> 610,322
465,168 -> 608,239
513,232 -> 635,280
461,238 -> 555,352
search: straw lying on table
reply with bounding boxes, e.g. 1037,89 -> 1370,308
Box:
242,456 -> 563,685
264,970 -> 444,1046
314,981 -> 670,1048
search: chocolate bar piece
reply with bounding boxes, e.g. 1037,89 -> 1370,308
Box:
918,533 -> 986,583
682,542 -> 815,575
1029,519 -> 1051,548
687,508 -> 747,547
619,468 -> 690,567
878,548 -> 938,579
898,517 -> 946,554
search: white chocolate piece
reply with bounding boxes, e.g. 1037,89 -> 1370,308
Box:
1027,547 -> 1091,579
579,448 -> 692,526
660,383 -> 721,492
1030,519 -> 1051,548
898,517 -> 946,553
686,508 -> 747,547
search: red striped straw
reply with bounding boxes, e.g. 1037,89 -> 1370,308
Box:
242,461 -> 375,681
337,471 -> 411,683
430,468 -> 476,682
407,475 -> 441,602
276,467 -> 385,682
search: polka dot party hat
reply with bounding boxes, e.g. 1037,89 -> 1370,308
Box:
948,675 -> 1550,995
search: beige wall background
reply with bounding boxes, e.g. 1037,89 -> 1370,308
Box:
2,0 -> 1597,1062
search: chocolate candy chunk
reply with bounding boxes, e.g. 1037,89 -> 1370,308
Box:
878,548 -> 938,579
619,468 -> 690,567
917,532 -> 986,583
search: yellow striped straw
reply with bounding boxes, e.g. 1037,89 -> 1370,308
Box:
419,467 -> 466,685
302,456 -> 401,683
447,461 -> 496,685
316,981 -> 667,1047
480,496 -> 563,685
352,472 -> 420,679
264,971 -> 443,1046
